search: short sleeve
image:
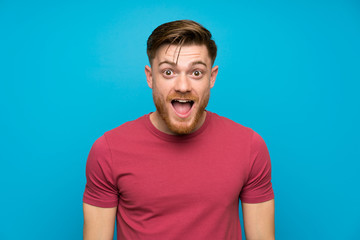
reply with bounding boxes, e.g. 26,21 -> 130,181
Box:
83,135 -> 119,207
240,131 -> 274,203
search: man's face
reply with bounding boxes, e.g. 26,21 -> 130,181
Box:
145,44 -> 218,135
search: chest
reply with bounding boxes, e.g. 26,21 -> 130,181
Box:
111,139 -> 250,211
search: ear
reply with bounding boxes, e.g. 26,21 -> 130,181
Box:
210,65 -> 218,88
145,65 -> 153,89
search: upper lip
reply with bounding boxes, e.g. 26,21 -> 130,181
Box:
172,99 -> 193,103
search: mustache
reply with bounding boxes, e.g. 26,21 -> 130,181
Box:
166,92 -> 198,102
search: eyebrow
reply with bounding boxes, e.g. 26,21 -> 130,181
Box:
191,61 -> 207,68
158,60 -> 208,68
158,60 -> 177,67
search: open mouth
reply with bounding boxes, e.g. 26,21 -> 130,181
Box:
171,99 -> 195,117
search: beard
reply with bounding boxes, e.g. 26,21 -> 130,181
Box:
153,90 -> 210,135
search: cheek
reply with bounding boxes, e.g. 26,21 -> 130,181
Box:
195,83 -> 211,96
153,85 -> 171,102
154,81 -> 173,95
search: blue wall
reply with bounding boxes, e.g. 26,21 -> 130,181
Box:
1,0 -> 359,239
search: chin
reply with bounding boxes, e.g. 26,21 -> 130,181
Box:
166,116 -> 198,135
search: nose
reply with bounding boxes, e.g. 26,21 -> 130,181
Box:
174,73 -> 191,93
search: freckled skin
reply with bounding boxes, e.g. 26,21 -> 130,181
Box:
145,44 -> 219,135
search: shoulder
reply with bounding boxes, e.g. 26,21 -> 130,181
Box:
90,134 -> 109,154
207,111 -> 269,150
250,130 -> 268,149
208,111 -> 254,137
103,114 -> 148,141
88,114 -> 149,153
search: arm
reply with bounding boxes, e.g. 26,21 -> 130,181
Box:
241,199 -> 275,240
83,135 -> 119,239
83,203 -> 117,240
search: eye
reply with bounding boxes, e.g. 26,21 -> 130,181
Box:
164,69 -> 173,76
192,70 -> 202,77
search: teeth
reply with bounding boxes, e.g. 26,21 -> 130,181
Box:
176,100 -> 191,103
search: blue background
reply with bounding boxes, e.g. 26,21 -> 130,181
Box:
1,0 -> 359,239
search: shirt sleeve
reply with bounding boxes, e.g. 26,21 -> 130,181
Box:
83,134 -> 119,207
240,131 -> 274,203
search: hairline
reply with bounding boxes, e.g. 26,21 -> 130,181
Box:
149,43 -> 214,67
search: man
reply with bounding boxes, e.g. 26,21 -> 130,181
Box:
83,20 -> 275,240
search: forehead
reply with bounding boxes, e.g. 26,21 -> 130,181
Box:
153,44 -> 211,66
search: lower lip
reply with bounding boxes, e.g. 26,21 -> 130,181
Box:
171,102 -> 194,119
